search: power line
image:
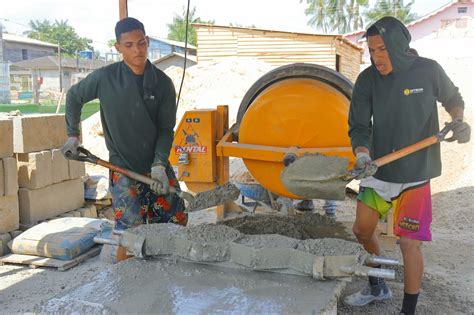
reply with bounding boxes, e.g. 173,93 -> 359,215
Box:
0,18 -> 30,29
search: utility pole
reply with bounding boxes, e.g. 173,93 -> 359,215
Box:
58,43 -> 62,91
92,46 -> 95,71
119,0 -> 128,19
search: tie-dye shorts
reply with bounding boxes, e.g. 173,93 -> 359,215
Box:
358,182 -> 432,241
109,164 -> 187,230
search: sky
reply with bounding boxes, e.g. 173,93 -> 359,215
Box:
1,0 -> 452,54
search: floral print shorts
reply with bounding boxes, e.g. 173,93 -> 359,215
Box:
110,164 -> 187,230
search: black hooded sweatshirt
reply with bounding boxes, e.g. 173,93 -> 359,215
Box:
349,17 -> 464,183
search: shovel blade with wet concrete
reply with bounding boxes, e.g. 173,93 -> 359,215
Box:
282,122 -> 457,200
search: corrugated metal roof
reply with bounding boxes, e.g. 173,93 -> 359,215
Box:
3,33 -> 58,48
11,55 -> 111,70
148,36 -> 197,50
193,23 -> 363,51
151,52 -> 197,64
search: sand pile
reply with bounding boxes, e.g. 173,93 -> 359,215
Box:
165,57 -> 274,124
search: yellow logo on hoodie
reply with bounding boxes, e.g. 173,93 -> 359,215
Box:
404,88 -> 424,96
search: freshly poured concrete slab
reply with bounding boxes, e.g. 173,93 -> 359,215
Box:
41,258 -> 345,314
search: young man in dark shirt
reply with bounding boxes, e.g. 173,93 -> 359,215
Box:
61,17 -> 187,260
345,17 -> 470,315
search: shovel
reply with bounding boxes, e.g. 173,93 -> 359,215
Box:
93,229 -> 145,258
281,121 -> 458,200
65,147 -> 240,212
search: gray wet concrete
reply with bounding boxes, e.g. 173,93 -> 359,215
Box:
184,224 -> 242,243
297,238 -> 363,257
188,182 -> 241,211
220,212 -> 354,241
236,234 -> 299,249
40,259 -> 344,314
281,153 -> 349,200
118,216 -> 363,279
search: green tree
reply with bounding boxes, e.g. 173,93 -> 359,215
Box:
25,19 -> 92,56
167,6 -> 214,46
107,39 -> 116,48
364,0 -> 418,26
301,0 -> 369,34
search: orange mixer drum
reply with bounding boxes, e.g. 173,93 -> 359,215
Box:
237,63 -> 355,198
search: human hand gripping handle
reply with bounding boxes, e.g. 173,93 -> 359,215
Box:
150,164 -> 169,195
353,152 -> 378,180
446,118 -> 471,144
60,136 -> 80,158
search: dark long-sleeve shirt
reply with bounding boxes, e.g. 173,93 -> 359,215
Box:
349,17 -> 463,183
65,60 -> 177,174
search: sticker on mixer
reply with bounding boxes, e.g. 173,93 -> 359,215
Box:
175,125 -> 208,154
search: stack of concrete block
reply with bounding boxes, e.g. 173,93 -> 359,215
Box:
0,117 -> 20,255
12,114 -> 86,225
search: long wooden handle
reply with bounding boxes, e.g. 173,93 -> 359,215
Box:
373,135 -> 439,167
97,159 -> 155,185
96,159 -> 177,194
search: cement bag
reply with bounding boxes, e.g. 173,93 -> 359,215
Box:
8,217 -> 113,260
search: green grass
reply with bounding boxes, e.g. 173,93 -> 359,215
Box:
0,101 -> 100,121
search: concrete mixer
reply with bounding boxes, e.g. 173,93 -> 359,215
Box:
169,63 -> 357,218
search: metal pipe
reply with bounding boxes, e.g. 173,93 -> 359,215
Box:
340,266 -> 396,279
366,255 -> 400,266
366,268 -> 396,279
93,236 -> 118,246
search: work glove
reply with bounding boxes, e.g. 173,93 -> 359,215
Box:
353,152 -> 378,179
447,119 -> 471,144
60,136 -> 80,158
150,164 -> 169,195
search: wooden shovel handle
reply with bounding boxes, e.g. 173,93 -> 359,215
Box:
373,136 -> 439,167
96,159 -> 155,185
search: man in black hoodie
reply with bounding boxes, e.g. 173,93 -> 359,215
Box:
345,17 -> 470,314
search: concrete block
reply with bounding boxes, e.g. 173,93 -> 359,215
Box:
289,249 -> 317,275
0,195 -> 20,234
0,160 -> 3,196
77,207 -> 91,217
2,157 -> 18,195
312,256 -> 325,280
229,243 -> 292,270
51,149 -> 69,183
129,223 -> 184,256
9,230 -> 23,239
87,204 -> 97,218
174,237 -> 230,262
0,233 -> 12,256
13,114 -> 67,153
69,160 -> 86,179
18,178 -> 84,225
17,151 -> 53,189
68,210 -> 81,217
323,255 -> 359,278
0,118 -> 13,158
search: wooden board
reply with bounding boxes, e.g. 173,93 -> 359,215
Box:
0,245 -> 101,271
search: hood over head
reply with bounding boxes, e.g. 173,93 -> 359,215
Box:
366,16 -> 417,73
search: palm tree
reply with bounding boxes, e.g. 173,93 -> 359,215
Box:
167,6 -> 213,46
301,0 -> 369,34
364,0 -> 418,26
